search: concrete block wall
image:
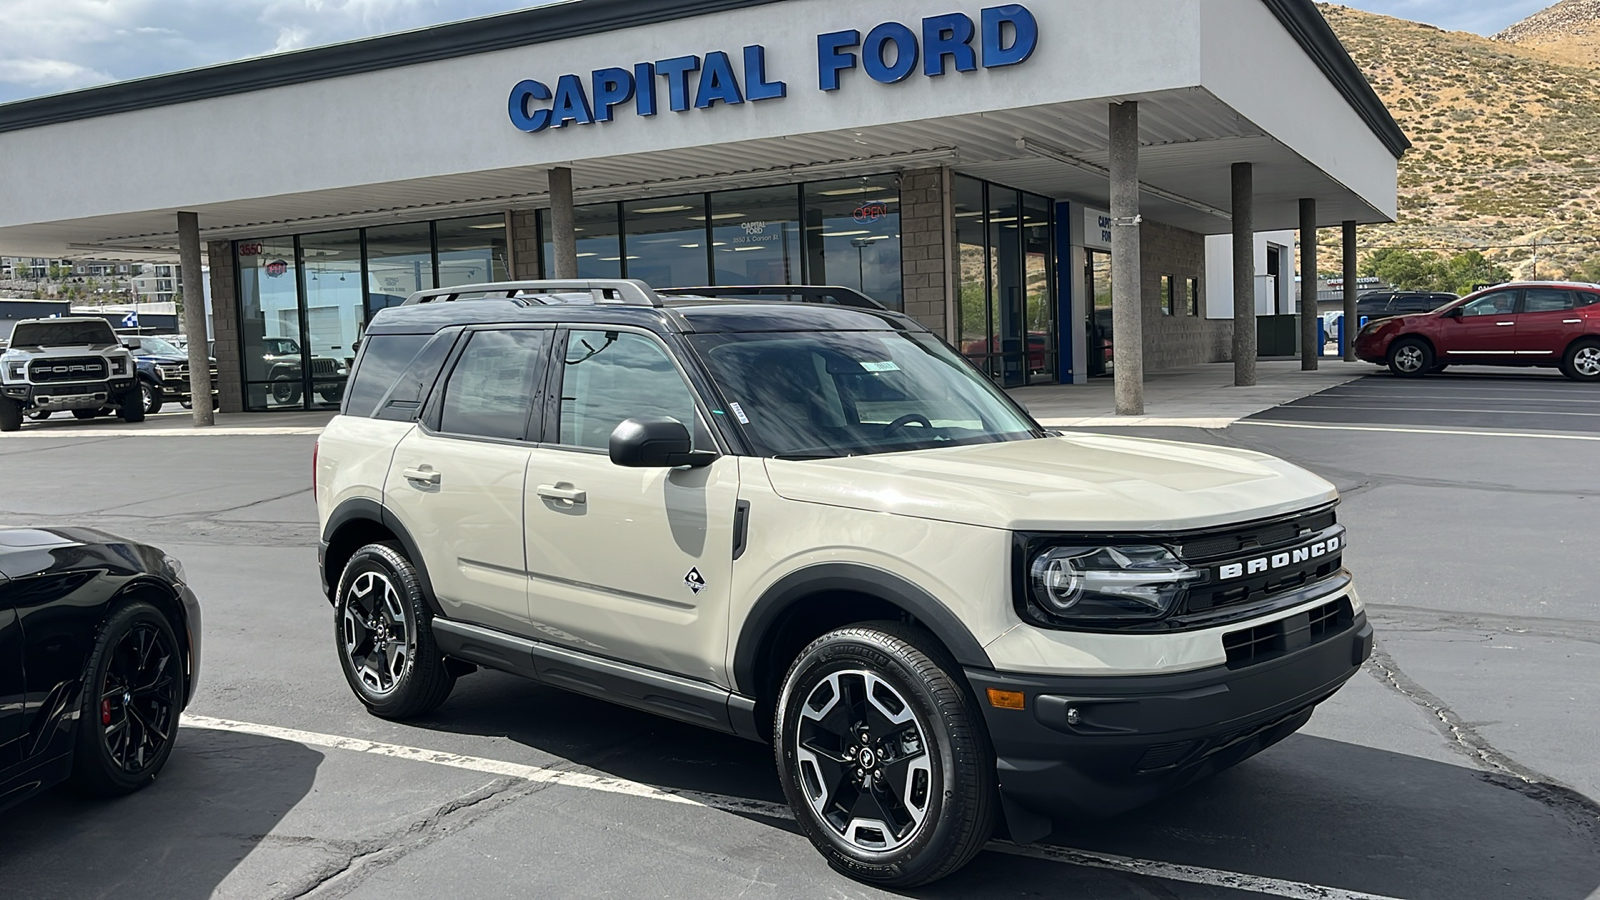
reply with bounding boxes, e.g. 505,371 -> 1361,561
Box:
1140,219 -> 1233,369
898,167 -> 950,338
207,240 -> 245,413
509,209 -> 541,280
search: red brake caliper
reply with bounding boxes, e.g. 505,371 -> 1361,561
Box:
102,698 -> 112,725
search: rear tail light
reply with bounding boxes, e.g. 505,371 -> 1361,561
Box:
312,439 -> 319,495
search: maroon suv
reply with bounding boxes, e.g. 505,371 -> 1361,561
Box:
1354,282 -> 1600,381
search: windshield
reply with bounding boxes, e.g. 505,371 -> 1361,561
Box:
10,320 -> 117,347
263,338 -> 301,355
688,330 -> 1041,459
130,337 -> 183,357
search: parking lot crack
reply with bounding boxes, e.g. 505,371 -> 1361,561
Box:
1365,644 -> 1600,835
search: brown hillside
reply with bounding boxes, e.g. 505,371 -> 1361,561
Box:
1320,3 -> 1600,278
1496,0 -> 1600,70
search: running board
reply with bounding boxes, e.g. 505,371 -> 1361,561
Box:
431,618 -> 763,741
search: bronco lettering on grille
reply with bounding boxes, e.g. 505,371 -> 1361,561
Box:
1216,535 -> 1341,581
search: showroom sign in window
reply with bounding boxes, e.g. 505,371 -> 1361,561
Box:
509,4 -> 1038,133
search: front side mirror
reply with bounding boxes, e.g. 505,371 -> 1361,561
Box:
609,416 -> 715,468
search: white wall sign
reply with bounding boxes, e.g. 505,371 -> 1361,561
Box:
1083,207 -> 1111,251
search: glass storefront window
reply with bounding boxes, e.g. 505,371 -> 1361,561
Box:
540,203 -> 623,278
1022,194 -> 1054,384
366,222 -> 433,314
708,185 -> 801,286
299,230 -> 362,409
803,176 -> 902,309
624,195 -> 709,287
237,238 -> 304,410
436,215 -> 510,288
954,176 -> 989,370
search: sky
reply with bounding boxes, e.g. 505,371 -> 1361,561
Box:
0,0 -> 1568,105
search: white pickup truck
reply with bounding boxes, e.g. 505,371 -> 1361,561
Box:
0,317 -> 142,431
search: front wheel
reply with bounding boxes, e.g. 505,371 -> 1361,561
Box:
1387,337 -> 1433,378
1562,339 -> 1600,382
140,381 -> 163,415
120,389 -> 145,423
775,623 -> 995,888
334,543 -> 455,719
68,601 -> 184,796
0,396 -> 22,432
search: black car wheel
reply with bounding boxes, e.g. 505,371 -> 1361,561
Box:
335,543 -> 455,719
776,623 -> 995,888
69,601 -> 183,796
120,388 -> 146,423
1387,338 -> 1433,378
0,396 -> 22,432
271,374 -> 303,406
140,381 -> 164,415
1561,339 -> 1600,382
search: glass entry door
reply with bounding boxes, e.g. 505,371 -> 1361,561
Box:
1086,250 -> 1113,377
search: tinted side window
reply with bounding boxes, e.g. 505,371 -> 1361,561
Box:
1523,289 -> 1574,313
558,331 -> 698,450
1392,296 -> 1431,313
344,334 -> 429,418
375,333 -> 457,422
1578,292 -> 1600,308
1460,291 -> 1517,317
438,330 -> 547,441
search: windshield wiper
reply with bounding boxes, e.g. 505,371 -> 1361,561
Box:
772,451 -> 844,461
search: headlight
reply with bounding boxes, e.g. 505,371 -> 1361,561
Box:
110,355 -> 128,376
4,361 -> 22,380
1028,545 -> 1203,623
161,553 -> 188,585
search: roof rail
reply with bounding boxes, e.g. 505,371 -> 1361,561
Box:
401,279 -> 665,307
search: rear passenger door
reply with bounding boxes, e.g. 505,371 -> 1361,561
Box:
384,328 -> 551,633
1511,288 -> 1583,359
522,328 -> 739,683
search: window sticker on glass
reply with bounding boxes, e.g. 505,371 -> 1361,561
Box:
861,361 -> 901,373
730,402 -> 751,424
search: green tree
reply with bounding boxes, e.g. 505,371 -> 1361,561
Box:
1361,248 -> 1511,295
47,263 -> 62,280
1438,251 -> 1510,294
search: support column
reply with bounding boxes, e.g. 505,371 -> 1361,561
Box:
207,240 -> 244,413
1109,101 -> 1143,416
549,167 -> 578,280
1299,198 -> 1318,371
1342,221 -> 1359,362
1232,163 -> 1256,387
177,211 -> 214,426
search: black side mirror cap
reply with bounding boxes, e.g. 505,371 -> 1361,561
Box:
609,416 -> 716,468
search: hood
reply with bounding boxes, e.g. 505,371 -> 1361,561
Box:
761,434 -> 1336,532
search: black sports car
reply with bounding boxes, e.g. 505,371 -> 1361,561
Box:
0,528 -> 201,812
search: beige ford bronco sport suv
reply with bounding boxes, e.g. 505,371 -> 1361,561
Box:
315,280 -> 1371,887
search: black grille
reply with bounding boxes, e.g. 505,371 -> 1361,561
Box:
311,358 -> 340,376
1222,598 -> 1353,669
1179,508 -> 1337,561
29,357 -> 108,383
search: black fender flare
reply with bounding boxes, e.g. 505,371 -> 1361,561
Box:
731,563 -> 994,695
321,497 -> 441,616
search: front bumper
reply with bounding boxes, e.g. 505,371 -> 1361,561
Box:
967,611 -> 1372,823
2,379 -> 135,410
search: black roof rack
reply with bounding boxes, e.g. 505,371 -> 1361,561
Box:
656,285 -> 887,310
402,279 -> 665,307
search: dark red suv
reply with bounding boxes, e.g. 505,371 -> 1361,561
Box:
1354,282 -> 1600,381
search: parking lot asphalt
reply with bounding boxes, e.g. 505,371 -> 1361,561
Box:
1,376 -> 1598,900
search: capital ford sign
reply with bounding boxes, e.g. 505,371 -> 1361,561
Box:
509,4 -> 1038,133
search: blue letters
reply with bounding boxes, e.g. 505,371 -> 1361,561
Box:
863,22 -> 919,84
695,51 -> 745,108
817,30 -> 860,92
744,45 -> 787,101
983,4 -> 1039,68
923,13 -> 977,76
592,67 -> 635,123
656,56 -> 701,112
550,73 -> 594,127
508,79 -> 552,132
634,62 -> 658,116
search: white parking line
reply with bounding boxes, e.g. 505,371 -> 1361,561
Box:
1240,421 -> 1600,441
1286,404 -> 1600,417
181,714 -> 1410,900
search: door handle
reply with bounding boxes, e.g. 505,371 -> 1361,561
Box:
537,484 -> 586,504
1565,319 -> 1583,324
403,467 -> 441,486
1496,322 -> 1515,326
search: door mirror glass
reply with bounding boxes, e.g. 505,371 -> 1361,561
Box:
609,416 -> 713,468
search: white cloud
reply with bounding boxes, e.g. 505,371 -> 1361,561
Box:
0,0 -> 550,103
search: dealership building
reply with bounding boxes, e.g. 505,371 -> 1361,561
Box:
0,0 -> 1404,413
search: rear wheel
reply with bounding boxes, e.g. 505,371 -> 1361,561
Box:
335,542 -> 455,719
68,601 -> 183,796
1387,338 -> 1433,378
271,374 -> 302,406
1561,339 -> 1600,382
776,623 -> 995,888
0,397 -> 21,432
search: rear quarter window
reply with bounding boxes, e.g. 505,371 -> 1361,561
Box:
343,333 -> 444,419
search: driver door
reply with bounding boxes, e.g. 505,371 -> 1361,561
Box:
0,581 -> 23,774
1439,289 -> 1520,360
523,329 -> 739,684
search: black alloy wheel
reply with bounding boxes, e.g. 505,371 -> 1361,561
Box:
119,388 -> 146,423
335,542 -> 455,719
0,397 -> 20,432
1387,337 -> 1433,378
776,623 -> 995,888
70,602 -> 183,795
